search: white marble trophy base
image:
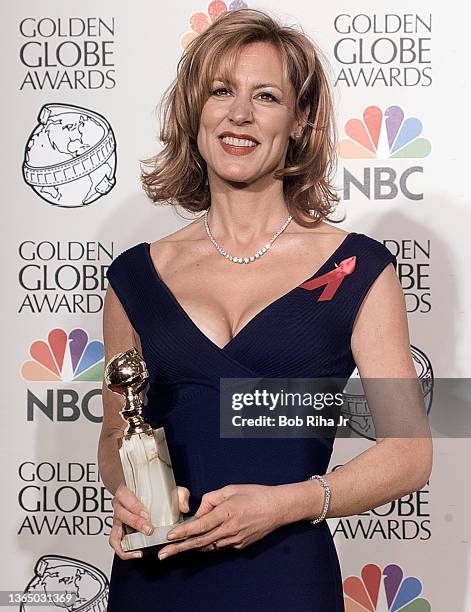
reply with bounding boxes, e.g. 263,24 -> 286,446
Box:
122,518 -> 187,550
119,427 -> 185,552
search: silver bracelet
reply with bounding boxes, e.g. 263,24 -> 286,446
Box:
308,474 -> 331,524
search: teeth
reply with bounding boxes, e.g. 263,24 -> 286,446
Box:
221,136 -> 257,147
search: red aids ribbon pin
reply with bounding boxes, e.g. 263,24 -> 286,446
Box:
298,256 -> 356,301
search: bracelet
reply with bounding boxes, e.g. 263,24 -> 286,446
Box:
308,474 -> 331,525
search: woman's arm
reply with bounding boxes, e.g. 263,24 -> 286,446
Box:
275,262 -> 433,525
98,284 -> 141,496
100,284 -> 191,559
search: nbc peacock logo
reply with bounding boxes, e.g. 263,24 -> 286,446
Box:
338,105 -> 431,160
180,0 -> 249,48
21,328 -> 104,382
344,562 -> 431,611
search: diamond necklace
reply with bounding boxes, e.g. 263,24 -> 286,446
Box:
203,208 -> 293,264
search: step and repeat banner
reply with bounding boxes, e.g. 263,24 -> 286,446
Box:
2,1 -> 470,610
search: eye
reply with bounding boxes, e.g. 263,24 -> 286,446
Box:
211,87 -> 278,102
211,87 -> 230,96
257,92 -> 278,103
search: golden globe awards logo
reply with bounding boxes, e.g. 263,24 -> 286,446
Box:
332,12 -> 432,87
17,462 -> 112,537
17,240 -> 114,314
18,17 -> 116,90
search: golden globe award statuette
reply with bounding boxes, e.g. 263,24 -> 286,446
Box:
104,347 -> 187,551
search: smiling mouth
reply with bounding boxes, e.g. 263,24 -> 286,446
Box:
219,137 -> 259,157
219,136 -> 259,147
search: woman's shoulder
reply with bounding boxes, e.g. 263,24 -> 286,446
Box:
350,230 -> 397,269
108,241 -> 146,270
148,217 -> 207,273
112,218 -> 195,259
301,221 -> 396,267
150,216 -> 201,247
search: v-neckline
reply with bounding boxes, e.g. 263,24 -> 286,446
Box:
143,232 -> 356,353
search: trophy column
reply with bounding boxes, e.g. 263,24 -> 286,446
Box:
105,347 -> 186,551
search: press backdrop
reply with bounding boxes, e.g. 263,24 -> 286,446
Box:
3,1 -> 470,610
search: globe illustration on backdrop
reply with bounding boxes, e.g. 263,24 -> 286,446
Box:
21,554 -> 109,612
22,103 -> 116,208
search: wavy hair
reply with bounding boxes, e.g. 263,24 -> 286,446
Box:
140,8 -> 343,227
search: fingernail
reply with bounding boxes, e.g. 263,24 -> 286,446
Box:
133,551 -> 143,558
159,552 -> 168,560
140,510 -> 149,519
184,505 -> 189,512
166,532 -> 176,540
144,524 -> 154,535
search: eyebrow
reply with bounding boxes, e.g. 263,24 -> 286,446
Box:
212,77 -> 283,92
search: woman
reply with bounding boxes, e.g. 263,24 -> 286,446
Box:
99,8 -> 432,611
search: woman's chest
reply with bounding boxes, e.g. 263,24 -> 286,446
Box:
139,286 -> 356,382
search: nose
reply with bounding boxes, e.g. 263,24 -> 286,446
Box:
227,94 -> 254,125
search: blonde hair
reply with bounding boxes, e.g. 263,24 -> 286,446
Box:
141,8 -> 342,227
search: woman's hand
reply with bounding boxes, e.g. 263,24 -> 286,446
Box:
158,484 -> 286,560
109,482 -> 191,560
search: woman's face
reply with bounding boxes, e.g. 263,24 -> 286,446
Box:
197,41 -> 301,186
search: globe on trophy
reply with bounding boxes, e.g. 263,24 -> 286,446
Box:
104,347 -> 188,551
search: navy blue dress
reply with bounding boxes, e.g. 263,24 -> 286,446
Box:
105,232 -> 397,612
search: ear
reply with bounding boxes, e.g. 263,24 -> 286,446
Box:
291,104 -> 311,139
299,104 -> 311,131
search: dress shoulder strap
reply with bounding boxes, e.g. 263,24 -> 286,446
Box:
105,243 -> 148,335
341,233 -> 398,336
